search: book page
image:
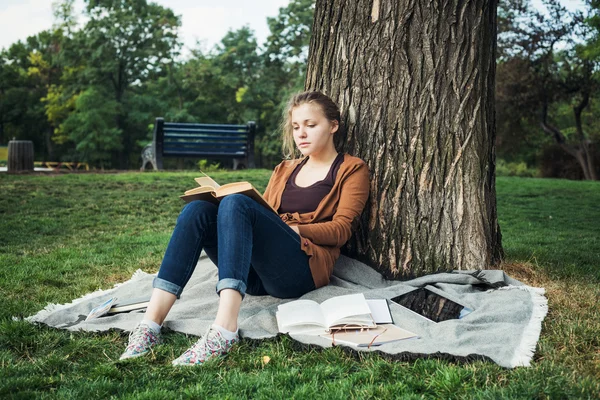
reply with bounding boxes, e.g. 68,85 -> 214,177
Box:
215,182 -> 253,196
330,316 -> 377,330
184,186 -> 217,195
320,293 -> 373,327
367,299 -> 393,324
194,176 -> 220,189
276,300 -> 326,331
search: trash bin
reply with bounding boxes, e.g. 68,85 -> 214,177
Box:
7,140 -> 34,173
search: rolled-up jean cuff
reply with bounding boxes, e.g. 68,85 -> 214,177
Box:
153,277 -> 183,298
216,278 -> 247,299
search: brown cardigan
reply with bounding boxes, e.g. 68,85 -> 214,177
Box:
263,154 -> 370,288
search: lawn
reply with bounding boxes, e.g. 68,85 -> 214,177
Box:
1,171 -> 599,399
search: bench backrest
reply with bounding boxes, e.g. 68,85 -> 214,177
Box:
154,118 -> 256,158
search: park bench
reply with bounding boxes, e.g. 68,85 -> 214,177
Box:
140,118 -> 256,171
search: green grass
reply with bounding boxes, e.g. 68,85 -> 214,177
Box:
496,177 -> 600,280
1,172 -> 599,399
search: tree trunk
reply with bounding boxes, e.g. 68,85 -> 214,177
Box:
573,147 -> 596,181
307,0 -> 503,279
584,149 -> 597,181
45,126 -> 54,161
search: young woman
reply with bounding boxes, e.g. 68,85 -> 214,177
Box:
119,91 -> 370,366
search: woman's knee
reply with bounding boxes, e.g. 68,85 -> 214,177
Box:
218,194 -> 252,212
178,200 -> 218,224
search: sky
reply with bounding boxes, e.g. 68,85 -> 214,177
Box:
0,0 -> 587,57
0,0 -> 290,55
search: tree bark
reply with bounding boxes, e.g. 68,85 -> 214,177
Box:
307,0 -> 503,278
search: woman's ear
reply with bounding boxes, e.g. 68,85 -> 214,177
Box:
330,120 -> 339,135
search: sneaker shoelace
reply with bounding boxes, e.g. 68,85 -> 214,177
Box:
127,325 -> 155,350
191,328 -> 224,354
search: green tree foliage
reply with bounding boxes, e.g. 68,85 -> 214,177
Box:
0,0 -> 319,168
580,0 -> 600,60
6,0 -> 598,175
0,30 -> 64,160
60,86 -> 122,167
258,0 -> 315,167
81,0 -> 180,94
496,0 -> 599,180
76,0 -> 180,168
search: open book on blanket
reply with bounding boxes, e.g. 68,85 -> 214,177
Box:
276,293 -> 377,335
180,175 -> 276,213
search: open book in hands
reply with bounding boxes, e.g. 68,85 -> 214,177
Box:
276,293 -> 376,335
180,175 -> 276,213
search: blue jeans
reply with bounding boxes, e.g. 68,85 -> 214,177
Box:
153,194 -> 316,299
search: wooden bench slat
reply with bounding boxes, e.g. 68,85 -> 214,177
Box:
164,142 -> 247,146
164,128 -> 248,135
164,142 -> 246,147
164,123 -> 247,129
164,143 -> 246,150
163,135 -> 247,141
164,150 -> 246,156
165,144 -> 247,151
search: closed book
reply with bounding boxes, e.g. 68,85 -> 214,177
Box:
107,296 -> 151,314
321,324 -> 419,347
86,297 -> 117,320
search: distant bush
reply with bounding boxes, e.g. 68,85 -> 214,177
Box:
496,159 -> 539,177
197,159 -> 222,173
539,144 -> 600,180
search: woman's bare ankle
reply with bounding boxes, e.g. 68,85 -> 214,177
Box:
144,288 -> 177,325
213,318 -> 237,332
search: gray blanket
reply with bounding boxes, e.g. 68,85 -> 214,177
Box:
26,255 -> 548,368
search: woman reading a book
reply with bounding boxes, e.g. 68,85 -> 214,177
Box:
120,91 -> 370,365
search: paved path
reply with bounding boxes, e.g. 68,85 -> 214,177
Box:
0,167 -> 54,172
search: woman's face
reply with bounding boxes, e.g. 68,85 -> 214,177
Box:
291,103 -> 338,157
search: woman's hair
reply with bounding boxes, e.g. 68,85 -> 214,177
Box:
280,91 -> 341,159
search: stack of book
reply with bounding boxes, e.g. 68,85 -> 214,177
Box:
276,293 -> 419,347
86,296 -> 151,321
